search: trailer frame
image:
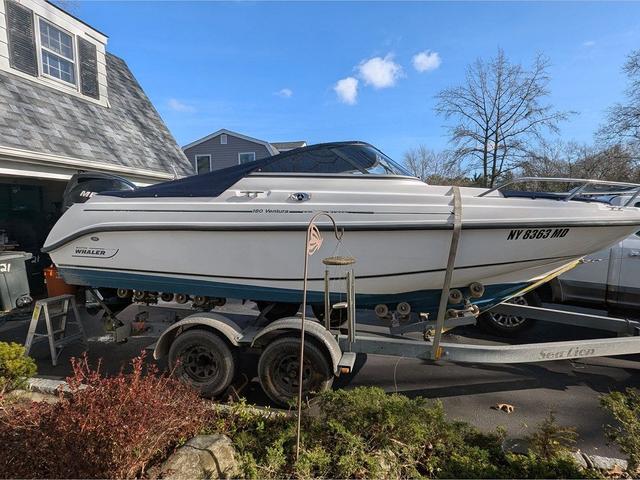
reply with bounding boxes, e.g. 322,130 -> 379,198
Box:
81,295 -> 640,406
145,301 -> 640,367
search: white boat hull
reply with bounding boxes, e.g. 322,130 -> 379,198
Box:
45,178 -> 640,314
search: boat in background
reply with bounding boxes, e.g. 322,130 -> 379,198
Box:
42,142 -> 640,321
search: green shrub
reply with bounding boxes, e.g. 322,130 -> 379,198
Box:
601,388 -> 640,470
527,410 -> 577,460
0,341 -> 36,393
207,386 -> 592,479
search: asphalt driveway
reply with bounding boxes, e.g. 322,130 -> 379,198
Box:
2,301 -> 638,458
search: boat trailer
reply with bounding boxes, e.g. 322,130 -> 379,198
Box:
97,296 -> 640,408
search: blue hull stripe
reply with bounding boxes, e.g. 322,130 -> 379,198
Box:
59,267 -> 531,314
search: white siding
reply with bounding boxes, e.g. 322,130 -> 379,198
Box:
0,7 -> 8,69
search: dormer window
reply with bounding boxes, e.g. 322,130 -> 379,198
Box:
1,0 -> 106,105
39,19 -> 75,85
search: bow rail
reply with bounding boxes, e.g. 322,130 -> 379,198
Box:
478,177 -> 640,207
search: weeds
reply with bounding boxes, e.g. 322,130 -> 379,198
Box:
601,388 -> 640,470
527,410 -> 577,460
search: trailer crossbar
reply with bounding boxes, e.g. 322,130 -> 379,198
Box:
491,303 -> 640,335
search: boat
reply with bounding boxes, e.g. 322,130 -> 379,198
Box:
42,141 -> 640,320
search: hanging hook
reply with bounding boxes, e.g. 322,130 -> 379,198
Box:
296,211 -> 342,461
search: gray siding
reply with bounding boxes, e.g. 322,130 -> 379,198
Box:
184,134 -> 272,172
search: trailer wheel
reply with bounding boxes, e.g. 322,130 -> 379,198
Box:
477,291 -> 540,337
168,329 -> 235,397
258,336 -> 333,407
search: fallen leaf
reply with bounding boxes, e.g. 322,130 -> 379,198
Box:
492,403 -> 515,414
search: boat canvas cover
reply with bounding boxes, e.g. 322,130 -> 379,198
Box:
106,159 -> 268,198
103,142 -> 411,198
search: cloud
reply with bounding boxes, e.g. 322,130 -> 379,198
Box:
275,88 -> 293,98
357,54 -> 402,89
412,50 -> 442,72
167,98 -> 195,113
334,77 -> 359,105
582,40 -> 596,47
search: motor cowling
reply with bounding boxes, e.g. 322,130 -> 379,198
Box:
62,172 -> 136,211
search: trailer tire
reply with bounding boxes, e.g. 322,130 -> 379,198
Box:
168,329 -> 235,397
477,291 -> 540,337
258,336 -> 333,407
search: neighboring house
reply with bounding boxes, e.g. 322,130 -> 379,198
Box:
183,129 -> 307,173
0,0 -> 193,292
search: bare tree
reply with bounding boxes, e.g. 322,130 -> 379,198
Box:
435,48 -> 570,187
521,140 -> 639,182
569,143 -> 639,182
519,140 -> 569,178
599,50 -> 640,150
402,146 -> 466,183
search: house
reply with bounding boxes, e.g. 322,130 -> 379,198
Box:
183,129 -> 307,173
0,0 -> 193,292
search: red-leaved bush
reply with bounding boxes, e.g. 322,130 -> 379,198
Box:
0,352 -> 212,479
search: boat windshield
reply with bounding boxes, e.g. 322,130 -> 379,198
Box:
258,144 -> 412,176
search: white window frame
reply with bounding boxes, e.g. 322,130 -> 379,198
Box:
195,154 -> 212,174
220,134 -> 228,145
238,152 -> 256,164
35,18 -> 78,88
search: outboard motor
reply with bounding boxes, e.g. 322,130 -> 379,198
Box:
59,172 -> 137,312
62,172 -> 136,211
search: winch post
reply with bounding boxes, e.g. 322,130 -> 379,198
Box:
431,186 -> 462,360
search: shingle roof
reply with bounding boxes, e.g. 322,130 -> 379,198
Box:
0,53 -> 193,177
270,141 -> 307,152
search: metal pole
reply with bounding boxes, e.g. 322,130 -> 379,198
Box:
296,225 -> 311,461
431,186 -> 462,360
296,212 -> 342,461
324,269 -> 330,330
347,270 -> 356,345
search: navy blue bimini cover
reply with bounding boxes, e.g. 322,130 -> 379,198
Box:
103,141 -> 411,198
105,157 -> 276,198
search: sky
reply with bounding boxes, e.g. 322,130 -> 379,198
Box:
72,1 -> 640,161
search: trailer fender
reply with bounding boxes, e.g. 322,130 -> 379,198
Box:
153,313 -> 244,360
251,317 -> 342,374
